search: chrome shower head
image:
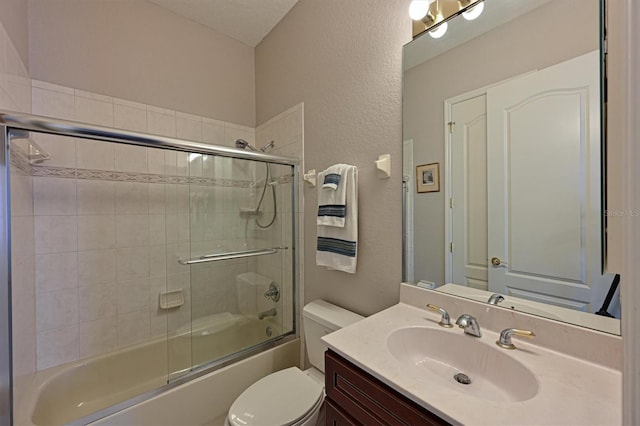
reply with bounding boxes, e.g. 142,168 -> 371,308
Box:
235,139 -> 276,153
235,139 -> 258,151
260,141 -> 275,153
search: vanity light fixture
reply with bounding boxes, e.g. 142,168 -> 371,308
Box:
429,22 -> 448,38
461,1 -> 484,20
408,0 -> 435,21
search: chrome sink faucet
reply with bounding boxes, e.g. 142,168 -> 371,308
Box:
455,314 -> 482,337
426,304 -> 453,328
496,328 -> 536,349
487,294 -> 505,305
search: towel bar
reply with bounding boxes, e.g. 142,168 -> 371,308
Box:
178,246 -> 288,265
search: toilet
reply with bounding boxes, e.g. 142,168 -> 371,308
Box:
226,300 -> 363,426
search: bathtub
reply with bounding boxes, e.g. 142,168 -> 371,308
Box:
15,313 -> 297,426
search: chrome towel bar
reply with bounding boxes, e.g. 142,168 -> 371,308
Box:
178,247 -> 288,265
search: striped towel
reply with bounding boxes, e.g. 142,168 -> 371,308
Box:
316,164 -> 358,273
317,164 -> 351,227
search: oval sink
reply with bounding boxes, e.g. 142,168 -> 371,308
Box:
386,327 -> 539,402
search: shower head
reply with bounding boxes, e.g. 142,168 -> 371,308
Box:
260,140 -> 275,153
235,139 -> 276,153
235,139 -> 258,151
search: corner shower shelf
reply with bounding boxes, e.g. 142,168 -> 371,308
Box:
178,246 -> 288,265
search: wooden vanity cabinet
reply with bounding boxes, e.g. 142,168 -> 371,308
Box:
324,350 -> 450,426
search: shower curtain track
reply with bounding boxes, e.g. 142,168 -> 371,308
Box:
0,111 -> 299,166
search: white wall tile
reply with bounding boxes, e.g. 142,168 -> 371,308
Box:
37,324 -> 79,370
224,125 -> 244,147
36,289 -> 78,331
117,309 -> 150,347
115,182 -> 149,214
114,103 -> 147,132
11,216 -> 34,259
35,252 -> 78,293
33,177 -> 77,216
75,95 -> 114,127
115,144 -> 147,173
149,215 -> 166,245
147,148 -> 165,175
149,245 -> 167,277
116,247 -> 149,282
30,133 -> 77,169
148,184 -> 166,215
176,152 -> 189,177
32,80 -> 74,95
116,214 -> 149,248
77,215 -> 116,250
78,249 -> 116,286
202,120 -> 225,145
177,113 -> 202,142
34,215 -> 77,254
147,110 -> 176,138
77,180 -> 115,215
32,87 -> 75,121
78,284 -> 116,322
76,139 -> 115,171
10,173 -> 33,217
79,316 -> 117,358
117,278 -> 150,315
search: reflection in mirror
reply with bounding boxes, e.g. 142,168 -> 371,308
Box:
402,0 -> 621,334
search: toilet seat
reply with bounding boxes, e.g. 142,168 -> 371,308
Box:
227,367 -> 324,426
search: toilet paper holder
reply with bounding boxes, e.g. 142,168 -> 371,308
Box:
264,283 -> 280,302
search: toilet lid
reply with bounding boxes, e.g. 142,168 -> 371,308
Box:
227,367 -> 324,426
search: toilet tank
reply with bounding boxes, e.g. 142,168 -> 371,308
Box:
302,300 -> 363,373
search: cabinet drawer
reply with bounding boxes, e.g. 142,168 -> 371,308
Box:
325,350 -> 450,426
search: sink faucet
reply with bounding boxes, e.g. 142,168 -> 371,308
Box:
487,294 -> 505,305
496,328 -> 535,349
455,314 -> 482,337
426,304 -> 453,328
257,308 -> 277,320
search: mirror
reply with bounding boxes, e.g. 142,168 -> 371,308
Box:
402,0 -> 621,334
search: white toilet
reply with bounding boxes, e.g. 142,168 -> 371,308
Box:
226,300 -> 363,426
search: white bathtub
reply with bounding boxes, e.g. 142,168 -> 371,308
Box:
15,314 -> 297,426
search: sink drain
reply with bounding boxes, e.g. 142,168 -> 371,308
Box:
454,373 -> 471,385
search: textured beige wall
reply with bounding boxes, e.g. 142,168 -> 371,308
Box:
404,0 -> 599,285
256,0 -> 412,316
28,0 -> 255,127
0,0 -> 29,69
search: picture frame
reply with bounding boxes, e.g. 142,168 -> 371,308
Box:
416,163 -> 440,193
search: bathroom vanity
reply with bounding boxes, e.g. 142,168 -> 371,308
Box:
322,284 -> 622,425
325,350 -> 448,425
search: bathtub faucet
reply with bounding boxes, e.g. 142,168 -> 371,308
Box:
258,308 -> 277,320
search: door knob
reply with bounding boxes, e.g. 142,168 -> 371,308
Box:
491,257 -> 502,266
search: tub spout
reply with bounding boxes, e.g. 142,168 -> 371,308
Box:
257,308 -> 277,320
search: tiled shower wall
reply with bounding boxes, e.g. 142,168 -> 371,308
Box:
1,18 -> 35,395
19,80 -> 303,371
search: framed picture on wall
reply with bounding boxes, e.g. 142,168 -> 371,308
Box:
416,163 -> 440,193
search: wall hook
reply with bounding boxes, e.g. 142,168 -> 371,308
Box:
304,169 -> 316,186
375,154 -> 391,178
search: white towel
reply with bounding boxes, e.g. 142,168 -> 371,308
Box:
316,164 -> 358,273
317,164 -> 351,227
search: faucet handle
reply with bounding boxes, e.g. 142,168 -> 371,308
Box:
496,328 -> 536,350
426,304 -> 453,328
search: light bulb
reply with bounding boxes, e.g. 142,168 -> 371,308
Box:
409,0 -> 433,21
462,1 -> 484,20
429,22 -> 448,39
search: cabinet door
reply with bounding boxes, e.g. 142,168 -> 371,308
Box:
325,350 -> 450,426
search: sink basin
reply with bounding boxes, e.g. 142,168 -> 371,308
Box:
386,326 -> 539,402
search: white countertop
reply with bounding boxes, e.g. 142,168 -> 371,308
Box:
322,302 -> 621,426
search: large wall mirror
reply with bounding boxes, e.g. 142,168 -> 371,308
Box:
402,0 -> 621,334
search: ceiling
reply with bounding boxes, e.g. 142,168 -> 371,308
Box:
149,0 -> 300,47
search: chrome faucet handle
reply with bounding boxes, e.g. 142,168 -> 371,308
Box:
455,314 -> 482,337
487,294 -> 505,305
496,328 -> 536,350
426,304 -> 453,328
